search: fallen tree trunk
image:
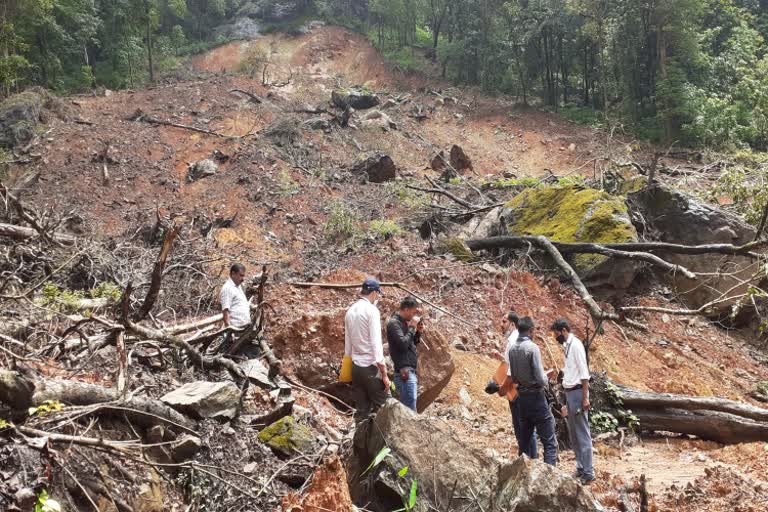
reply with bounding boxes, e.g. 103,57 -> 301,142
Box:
595,383 -> 768,444
0,222 -> 76,244
0,369 -> 194,429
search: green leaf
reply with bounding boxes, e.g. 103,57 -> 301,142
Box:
362,446 -> 391,475
398,466 -> 409,477
408,479 -> 417,509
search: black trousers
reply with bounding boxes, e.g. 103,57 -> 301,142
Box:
351,363 -> 388,422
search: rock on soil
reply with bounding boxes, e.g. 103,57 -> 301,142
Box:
350,401 -> 603,512
187,159 -> 218,182
449,144 -> 473,174
361,110 -> 397,131
258,415 -> 316,456
332,88 -> 380,110
499,185 -> 639,293
350,152 -> 397,183
627,183 -> 763,319
161,381 -> 240,420
0,87 -> 52,148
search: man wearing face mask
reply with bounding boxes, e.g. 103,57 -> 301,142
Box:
345,278 -> 389,422
551,318 -> 594,484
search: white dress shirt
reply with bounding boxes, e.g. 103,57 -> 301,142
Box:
562,333 -> 590,388
220,278 -> 251,327
505,329 -> 518,377
344,297 -> 384,367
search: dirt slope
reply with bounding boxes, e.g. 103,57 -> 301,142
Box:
5,24 -> 768,512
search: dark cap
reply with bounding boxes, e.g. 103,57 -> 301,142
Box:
361,278 -> 383,294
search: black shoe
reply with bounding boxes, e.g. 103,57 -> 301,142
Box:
579,475 -> 596,485
572,470 -> 584,479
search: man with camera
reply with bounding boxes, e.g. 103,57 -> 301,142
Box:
551,318 -> 595,484
499,316 -> 558,465
387,296 -> 424,412
500,311 -> 538,457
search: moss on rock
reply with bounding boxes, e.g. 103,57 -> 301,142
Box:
258,416 -> 315,456
503,185 -> 637,273
436,237 -> 475,262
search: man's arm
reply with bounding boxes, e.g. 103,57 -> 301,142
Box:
370,307 -> 389,389
386,317 -> 413,352
220,286 -> 232,327
530,345 -> 548,387
343,311 -> 351,356
574,341 -> 590,408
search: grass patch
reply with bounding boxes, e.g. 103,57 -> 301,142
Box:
368,219 -> 402,239
482,176 -> 540,190
561,105 -> 604,127
324,200 -> 362,246
277,169 -> 300,195
384,181 -> 428,209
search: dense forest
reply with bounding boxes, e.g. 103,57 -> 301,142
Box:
3,0 -> 768,150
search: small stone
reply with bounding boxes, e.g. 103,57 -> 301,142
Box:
568,143 -> 576,151
661,314 -> 671,323
172,435 -> 202,462
458,387 -> 472,407
242,462 -> 258,474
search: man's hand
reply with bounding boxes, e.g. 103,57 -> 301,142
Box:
582,396 -> 590,411
400,368 -> 410,381
561,405 -> 568,418
382,374 -> 391,391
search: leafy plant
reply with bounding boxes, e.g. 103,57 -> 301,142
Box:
29,400 -> 64,417
323,200 -> 362,245
482,177 -> 540,190
35,489 -> 62,512
277,169 -> 300,196
708,165 -> 768,226
616,409 -> 641,432
362,446 -> 391,475
605,381 -> 624,407
368,219 -> 402,239
0,418 -> 12,430
589,411 -> 619,434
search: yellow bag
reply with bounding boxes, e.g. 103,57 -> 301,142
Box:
339,355 -> 353,383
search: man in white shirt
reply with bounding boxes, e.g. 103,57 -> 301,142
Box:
551,318 -> 594,484
219,263 -> 251,352
344,278 -> 389,421
500,311 -> 537,458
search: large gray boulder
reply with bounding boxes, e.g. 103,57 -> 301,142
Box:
626,184 -> 762,319
350,402 -> 604,512
161,381 -> 240,420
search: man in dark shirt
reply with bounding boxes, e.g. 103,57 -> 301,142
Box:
500,316 -> 558,465
386,296 -> 423,411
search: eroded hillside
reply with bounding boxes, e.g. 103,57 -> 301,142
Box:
2,25 -> 768,512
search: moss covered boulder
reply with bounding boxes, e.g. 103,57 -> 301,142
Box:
0,87 -> 52,148
258,416 -> 315,456
500,185 -> 639,291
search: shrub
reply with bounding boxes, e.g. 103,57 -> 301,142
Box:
369,219 -> 402,239
324,201 -> 362,245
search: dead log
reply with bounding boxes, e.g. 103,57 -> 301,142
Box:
465,235 -> 768,259
0,222 -> 75,244
136,224 -> 180,320
596,383 -> 768,444
0,369 -> 194,429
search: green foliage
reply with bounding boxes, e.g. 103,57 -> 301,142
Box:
560,105 -> 604,127
398,466 -> 409,477
589,411 -> 619,434
709,164 -> 768,225
29,399 -> 64,417
363,446 -> 391,475
482,176 -> 540,190
605,381 -> 624,407
277,169 -> 300,196
35,489 -> 62,512
91,281 -> 122,301
39,281 -> 120,312
368,219 -> 402,239
0,418 -> 12,430
384,181 -> 428,209
323,201 -> 362,245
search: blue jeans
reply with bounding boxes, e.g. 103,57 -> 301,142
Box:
517,390 -> 558,465
395,368 -> 418,411
510,398 -> 538,458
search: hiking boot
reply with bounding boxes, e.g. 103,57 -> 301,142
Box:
579,474 -> 596,485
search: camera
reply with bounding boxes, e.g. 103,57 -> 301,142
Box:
484,379 -> 500,395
